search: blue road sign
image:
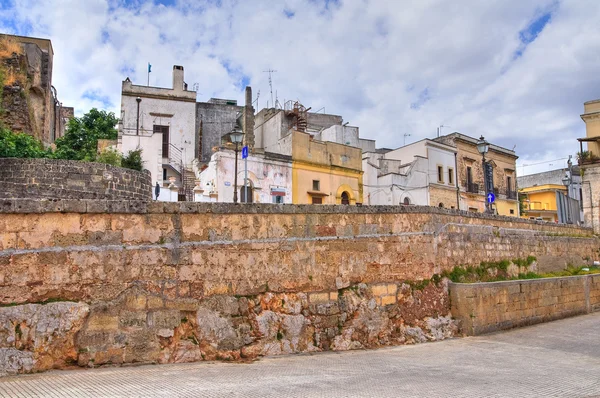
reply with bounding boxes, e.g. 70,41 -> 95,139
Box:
487,192 -> 495,203
242,146 -> 248,159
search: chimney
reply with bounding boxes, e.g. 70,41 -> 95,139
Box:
172,65 -> 184,91
243,86 -> 255,150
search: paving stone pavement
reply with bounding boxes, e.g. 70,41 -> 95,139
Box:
1,312 -> 600,398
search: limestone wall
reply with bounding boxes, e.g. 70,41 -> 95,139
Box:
0,200 -> 597,375
0,158 -> 152,200
450,274 -> 600,335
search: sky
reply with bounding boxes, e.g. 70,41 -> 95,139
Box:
1,0 -> 599,175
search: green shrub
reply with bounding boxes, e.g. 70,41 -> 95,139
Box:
0,127 -> 49,158
122,148 -> 144,171
96,147 -> 122,167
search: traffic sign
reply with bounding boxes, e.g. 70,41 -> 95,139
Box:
242,146 -> 248,159
487,192 -> 495,203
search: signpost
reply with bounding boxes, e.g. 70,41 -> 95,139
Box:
487,192 -> 495,204
242,146 -> 249,203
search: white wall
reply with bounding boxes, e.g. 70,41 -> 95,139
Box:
319,125 -> 359,148
118,72 -> 197,191
362,140 -> 456,207
198,150 -> 292,203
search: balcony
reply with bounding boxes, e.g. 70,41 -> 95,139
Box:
465,182 -> 479,194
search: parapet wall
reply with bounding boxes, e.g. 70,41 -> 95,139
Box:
0,158 -> 152,200
450,275 -> 600,335
0,200 -> 597,375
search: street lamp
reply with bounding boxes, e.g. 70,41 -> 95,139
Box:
476,135 -> 491,213
562,173 -> 571,224
230,127 -> 244,204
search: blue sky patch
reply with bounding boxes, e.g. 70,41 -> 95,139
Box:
410,88 -> 431,110
513,11 -> 552,60
283,8 -> 295,19
82,90 -> 113,108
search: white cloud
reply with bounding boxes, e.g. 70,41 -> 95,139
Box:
2,0 -> 599,175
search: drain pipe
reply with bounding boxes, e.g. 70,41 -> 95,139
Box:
454,152 -> 460,210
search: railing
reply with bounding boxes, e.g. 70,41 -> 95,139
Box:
168,144 -> 183,178
506,190 -> 517,200
465,182 -> 479,194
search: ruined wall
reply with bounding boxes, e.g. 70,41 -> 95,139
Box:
0,158 -> 152,200
196,102 -> 242,163
0,201 -> 597,375
450,274 -> 600,335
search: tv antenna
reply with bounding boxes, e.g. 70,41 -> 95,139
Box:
403,133 -> 411,146
253,90 -> 260,108
263,69 -> 277,108
436,124 -> 450,138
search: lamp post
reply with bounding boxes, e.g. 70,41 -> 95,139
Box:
230,127 -> 244,204
476,135 -> 490,213
562,173 -> 571,224
136,97 -> 142,135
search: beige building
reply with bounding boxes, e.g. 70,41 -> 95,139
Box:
435,133 -> 519,216
578,99 -> 600,232
253,102 -> 364,205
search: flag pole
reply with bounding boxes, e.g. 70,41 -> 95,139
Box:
147,63 -> 151,86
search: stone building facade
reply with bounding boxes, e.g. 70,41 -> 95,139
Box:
578,99 -> 600,232
0,34 -> 72,144
435,133 -> 519,217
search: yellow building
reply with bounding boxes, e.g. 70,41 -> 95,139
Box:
519,184 -> 566,222
435,133 -> 519,217
291,131 -> 363,204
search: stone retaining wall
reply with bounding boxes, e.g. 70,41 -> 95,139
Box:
0,158 -> 152,200
0,200 -> 597,374
450,275 -> 600,335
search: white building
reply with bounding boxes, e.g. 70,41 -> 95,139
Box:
196,149 -> 292,203
363,139 -> 459,207
118,66 -> 197,201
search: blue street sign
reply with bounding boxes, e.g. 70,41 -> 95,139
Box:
487,192 -> 495,203
242,146 -> 248,159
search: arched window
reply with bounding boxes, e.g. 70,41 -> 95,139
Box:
403,197 -> 410,205
341,191 -> 350,205
438,202 -> 444,208
240,181 -> 254,203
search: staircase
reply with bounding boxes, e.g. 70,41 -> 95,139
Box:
284,100 -> 308,132
181,169 -> 196,201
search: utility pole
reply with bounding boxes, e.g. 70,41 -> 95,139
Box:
403,133 -> 411,146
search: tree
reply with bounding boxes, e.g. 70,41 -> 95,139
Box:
53,108 -> 118,161
0,127 -> 49,158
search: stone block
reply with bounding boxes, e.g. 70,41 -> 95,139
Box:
147,310 -> 180,329
309,292 -> 330,304
87,315 -> 119,332
381,295 -> 396,306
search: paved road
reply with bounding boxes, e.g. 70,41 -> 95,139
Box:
1,313 -> 600,397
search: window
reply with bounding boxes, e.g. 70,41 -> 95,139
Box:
467,166 -> 473,184
272,195 -> 284,204
507,176 -> 512,191
448,168 -> 454,185
312,197 -> 322,204
468,207 -> 478,212
312,180 -> 320,191
341,191 -> 350,205
154,125 -> 170,157
437,166 -> 444,183
510,209 -> 515,215
162,168 -> 167,181
438,203 -> 444,208
580,188 -> 583,210
403,197 -> 410,205
240,185 -> 253,203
